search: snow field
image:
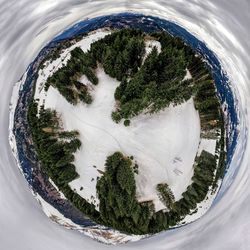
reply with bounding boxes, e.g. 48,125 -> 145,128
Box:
43,66 -> 200,212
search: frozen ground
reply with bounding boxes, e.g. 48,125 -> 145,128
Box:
41,66 -> 200,212
183,69 -> 192,81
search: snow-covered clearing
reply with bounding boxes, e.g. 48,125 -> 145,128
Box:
41,66 -> 200,212
143,39 -> 161,63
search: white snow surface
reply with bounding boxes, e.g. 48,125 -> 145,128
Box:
10,26 -> 225,245
34,28 -> 203,213
183,68 -> 192,81
42,66 -> 200,212
143,39 -> 161,63
197,138 -> 217,156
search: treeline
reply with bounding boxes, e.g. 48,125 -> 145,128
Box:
190,57 -> 222,135
30,29 -> 226,234
95,150 -> 218,235
148,150 -> 217,233
28,99 -> 221,234
173,151 -> 217,217
45,29 -> 146,106
188,55 -> 226,186
45,47 -> 97,105
28,101 -> 101,222
110,31 -> 224,129
43,29 -> 224,133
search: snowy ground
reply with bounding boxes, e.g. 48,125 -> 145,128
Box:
197,138 -> 217,156
33,30 -> 221,213
183,68 -> 192,81
4,3 -> 248,248
42,66 -> 201,212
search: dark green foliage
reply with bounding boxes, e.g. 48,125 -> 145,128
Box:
193,78 -> 222,132
124,119 -> 130,126
148,151 -> 218,233
43,29 -> 223,133
172,151 -> 217,218
45,47 -> 96,105
133,163 -> 139,174
212,114 -> 226,188
28,99 -> 221,234
157,183 -> 175,210
111,111 -> 122,123
111,33 -> 192,119
27,101 -> 101,222
28,101 -> 80,185
96,152 -> 151,234
58,130 -> 79,140
90,29 -> 145,81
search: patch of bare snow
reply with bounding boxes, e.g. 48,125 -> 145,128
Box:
79,74 -> 92,85
182,68 -> 192,81
42,66 -> 200,212
198,138 -> 217,156
142,39 -> 161,63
